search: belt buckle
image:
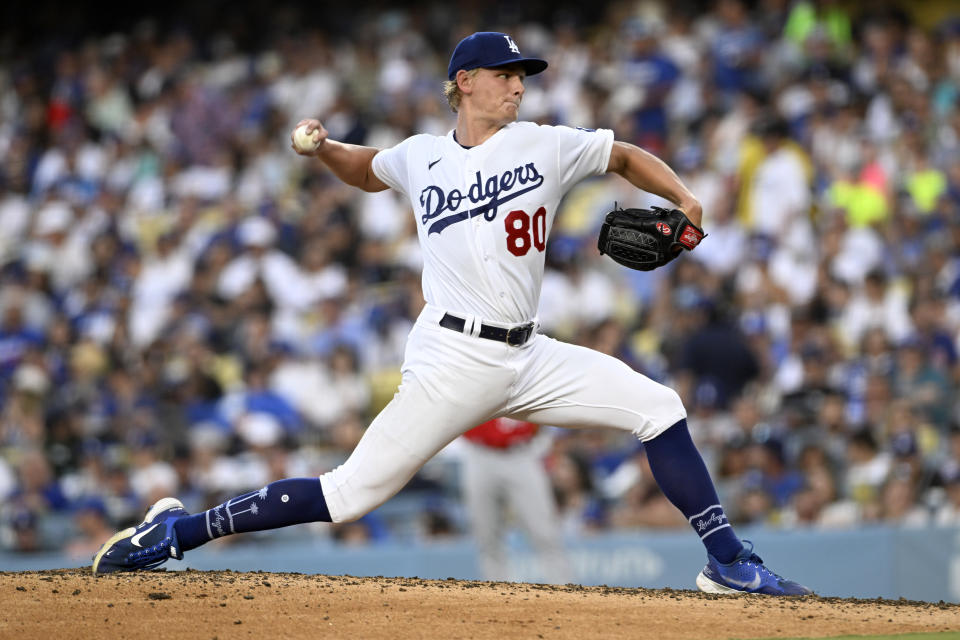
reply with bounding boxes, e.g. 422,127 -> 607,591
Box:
505,322 -> 533,346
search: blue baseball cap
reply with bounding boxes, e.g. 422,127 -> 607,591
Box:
447,31 -> 548,81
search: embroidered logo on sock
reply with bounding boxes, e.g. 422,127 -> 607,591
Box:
689,505 -> 730,540
210,505 -> 226,537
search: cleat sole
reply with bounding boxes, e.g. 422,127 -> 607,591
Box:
144,498 -> 184,521
696,571 -> 756,595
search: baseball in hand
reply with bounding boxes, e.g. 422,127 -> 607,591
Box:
293,124 -> 321,153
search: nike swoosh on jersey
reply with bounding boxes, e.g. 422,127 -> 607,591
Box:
130,523 -> 160,548
723,571 -> 762,590
428,158 -> 442,170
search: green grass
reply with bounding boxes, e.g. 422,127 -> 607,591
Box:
745,634 -> 960,640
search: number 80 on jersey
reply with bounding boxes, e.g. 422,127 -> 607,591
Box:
504,207 -> 547,257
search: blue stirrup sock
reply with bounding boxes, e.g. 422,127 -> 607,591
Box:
174,477 -> 331,552
643,419 -> 743,564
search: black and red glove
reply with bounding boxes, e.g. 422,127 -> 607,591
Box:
597,206 -> 706,271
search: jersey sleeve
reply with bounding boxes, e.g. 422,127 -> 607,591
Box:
553,125 -> 615,192
370,137 -> 415,196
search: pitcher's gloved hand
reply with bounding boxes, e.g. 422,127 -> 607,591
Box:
597,206 -> 706,271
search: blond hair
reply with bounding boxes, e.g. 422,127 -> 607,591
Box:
443,69 -> 479,113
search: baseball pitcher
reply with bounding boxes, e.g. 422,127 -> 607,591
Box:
94,31 -> 811,596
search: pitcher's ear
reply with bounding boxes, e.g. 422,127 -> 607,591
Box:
457,69 -> 474,93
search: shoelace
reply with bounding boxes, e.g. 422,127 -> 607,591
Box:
128,537 -> 172,566
743,553 -> 788,583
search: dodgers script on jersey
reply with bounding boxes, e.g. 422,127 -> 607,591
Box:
372,121 -> 614,323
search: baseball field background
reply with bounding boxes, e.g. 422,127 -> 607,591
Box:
5,0 -> 960,636
3,570 -> 959,639
5,526 -> 960,601
4,526 -> 960,638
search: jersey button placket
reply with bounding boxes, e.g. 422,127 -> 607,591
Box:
465,158 -> 491,299
466,155 -> 480,231
481,210 -> 503,300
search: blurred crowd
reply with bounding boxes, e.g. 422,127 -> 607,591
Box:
2,0 -> 960,559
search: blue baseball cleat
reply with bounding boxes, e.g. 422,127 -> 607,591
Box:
695,540 -> 813,596
92,497 -> 188,575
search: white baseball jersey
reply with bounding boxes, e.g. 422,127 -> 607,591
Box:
372,121 -> 614,323
319,121 -> 685,524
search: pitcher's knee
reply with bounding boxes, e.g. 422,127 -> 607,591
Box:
327,487 -> 384,523
639,384 -> 686,441
663,385 -> 685,414
331,504 -> 365,524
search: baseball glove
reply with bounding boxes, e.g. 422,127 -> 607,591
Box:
597,205 -> 706,271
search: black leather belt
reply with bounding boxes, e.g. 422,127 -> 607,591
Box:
439,313 -> 536,346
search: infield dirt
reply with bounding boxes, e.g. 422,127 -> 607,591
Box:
2,569 -> 958,639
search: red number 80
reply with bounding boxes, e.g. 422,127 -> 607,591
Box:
504,207 -> 547,257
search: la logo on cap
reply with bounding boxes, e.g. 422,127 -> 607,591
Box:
503,35 -> 520,54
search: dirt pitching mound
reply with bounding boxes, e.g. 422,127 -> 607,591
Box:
2,569 -> 958,639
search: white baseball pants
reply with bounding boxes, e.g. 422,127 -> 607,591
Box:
319,304 -> 686,523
